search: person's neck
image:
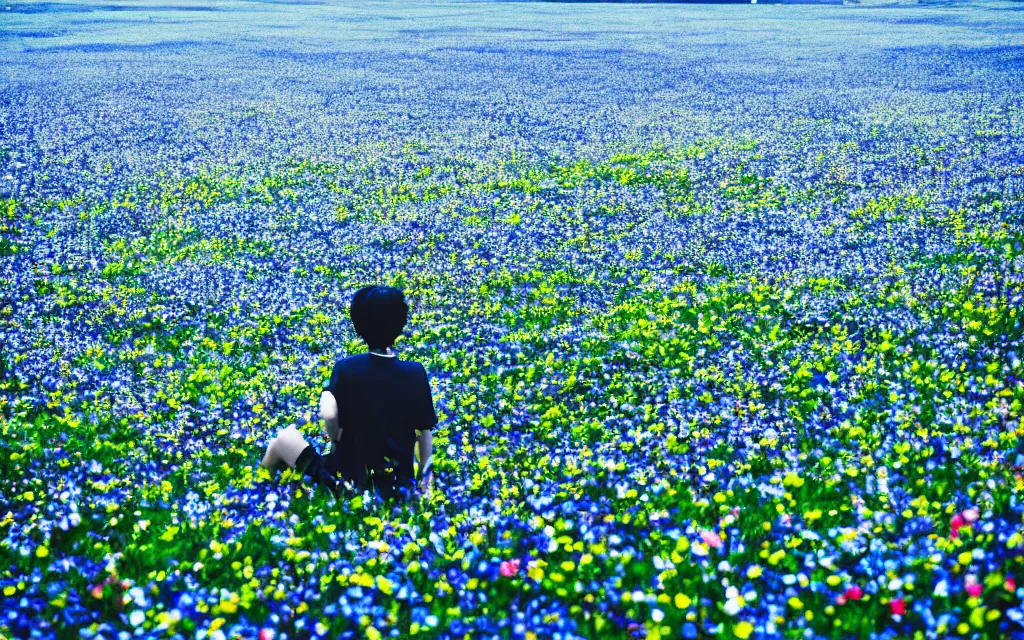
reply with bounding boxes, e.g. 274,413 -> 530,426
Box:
369,346 -> 394,356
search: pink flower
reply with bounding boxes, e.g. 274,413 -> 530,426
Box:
844,585 -> 863,601
965,576 -> 982,598
962,508 -> 980,523
1006,578 -> 1016,592
890,599 -> 906,616
91,584 -> 104,599
259,630 -> 274,640
950,513 -> 965,538
700,531 -> 723,548
499,559 -> 521,577
835,594 -> 847,606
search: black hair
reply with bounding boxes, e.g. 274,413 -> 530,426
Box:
349,285 -> 409,351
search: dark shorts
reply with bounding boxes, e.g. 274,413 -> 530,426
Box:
295,444 -> 325,476
294,444 -> 339,496
296,443 -> 414,501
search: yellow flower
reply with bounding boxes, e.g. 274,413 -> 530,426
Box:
747,565 -> 763,579
734,621 -> 754,639
969,608 -> 986,629
674,593 -> 692,609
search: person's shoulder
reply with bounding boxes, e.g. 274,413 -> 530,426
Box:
333,353 -> 372,373
339,353 -> 372,365
397,358 -> 428,375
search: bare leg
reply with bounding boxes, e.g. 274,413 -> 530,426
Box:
260,427 -> 309,470
259,425 -> 338,497
273,426 -> 309,468
260,437 -> 285,470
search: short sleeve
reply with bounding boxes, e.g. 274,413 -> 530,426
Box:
418,364 -> 438,431
325,361 -> 343,395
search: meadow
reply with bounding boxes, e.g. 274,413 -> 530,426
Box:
1,0 -> 1023,638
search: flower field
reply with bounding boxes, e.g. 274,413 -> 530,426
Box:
2,1 -> 1024,638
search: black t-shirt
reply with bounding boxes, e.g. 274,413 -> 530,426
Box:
323,353 -> 437,493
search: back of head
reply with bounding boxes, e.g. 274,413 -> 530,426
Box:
349,285 -> 408,350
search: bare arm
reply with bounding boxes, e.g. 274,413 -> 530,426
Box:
416,429 -> 433,490
319,390 -> 340,442
416,364 -> 437,493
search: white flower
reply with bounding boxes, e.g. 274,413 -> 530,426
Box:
723,596 -> 745,615
129,586 -> 146,607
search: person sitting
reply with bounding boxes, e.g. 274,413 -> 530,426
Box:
325,285 -> 438,499
259,285 -> 437,501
